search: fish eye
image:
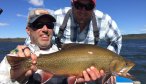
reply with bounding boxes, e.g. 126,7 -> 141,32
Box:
125,62 -> 128,66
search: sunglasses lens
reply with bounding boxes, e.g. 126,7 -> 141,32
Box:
85,3 -> 94,10
74,2 -> 94,11
74,2 -> 81,9
35,23 -> 44,29
46,23 -> 54,29
30,22 -> 54,30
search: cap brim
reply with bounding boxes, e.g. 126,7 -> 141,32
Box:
29,14 -> 56,23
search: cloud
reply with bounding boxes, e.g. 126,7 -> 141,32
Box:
138,25 -> 146,34
28,7 -> 55,15
16,13 -> 27,18
28,0 -> 44,6
140,28 -> 146,33
144,25 -> 146,28
46,9 -> 55,15
0,22 -> 9,26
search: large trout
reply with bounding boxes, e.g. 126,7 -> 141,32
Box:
7,44 -> 135,83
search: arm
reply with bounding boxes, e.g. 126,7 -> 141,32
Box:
102,14 -> 122,54
0,55 -> 20,84
107,20 -> 122,54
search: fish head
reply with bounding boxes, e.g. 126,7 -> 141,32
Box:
119,59 -> 135,74
110,58 -> 135,80
110,58 -> 135,76
118,59 -> 135,80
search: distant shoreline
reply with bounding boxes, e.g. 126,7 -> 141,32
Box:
0,38 -> 25,42
122,33 -> 146,40
0,34 -> 146,42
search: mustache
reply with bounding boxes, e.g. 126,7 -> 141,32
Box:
42,31 -> 51,36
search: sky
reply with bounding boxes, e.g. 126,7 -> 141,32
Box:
0,0 -> 146,38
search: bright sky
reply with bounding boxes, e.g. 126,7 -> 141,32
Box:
0,0 -> 146,38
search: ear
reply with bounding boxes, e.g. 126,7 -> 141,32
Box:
26,27 -> 30,36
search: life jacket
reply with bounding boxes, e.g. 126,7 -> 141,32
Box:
55,9 -> 99,48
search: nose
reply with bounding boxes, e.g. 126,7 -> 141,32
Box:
81,7 -> 86,11
79,7 -> 87,13
41,25 -> 48,31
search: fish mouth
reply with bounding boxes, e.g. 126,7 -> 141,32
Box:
117,62 -> 136,80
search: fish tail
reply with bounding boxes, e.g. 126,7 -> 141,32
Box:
6,56 -> 31,82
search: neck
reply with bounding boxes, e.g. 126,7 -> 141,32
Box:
79,23 -> 86,32
78,20 -> 90,32
40,43 -> 52,50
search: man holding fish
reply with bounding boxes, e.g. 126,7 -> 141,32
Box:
54,0 -> 122,83
0,8 -> 105,84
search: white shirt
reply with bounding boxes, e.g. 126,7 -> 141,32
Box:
53,7 -> 122,54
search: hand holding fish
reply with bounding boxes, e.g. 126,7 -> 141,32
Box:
34,66 -> 105,84
9,45 -> 38,82
68,67 -> 105,84
11,45 -> 31,57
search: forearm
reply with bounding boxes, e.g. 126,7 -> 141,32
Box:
107,35 -> 122,54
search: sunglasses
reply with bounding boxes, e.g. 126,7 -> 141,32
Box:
73,1 -> 95,11
29,22 -> 54,30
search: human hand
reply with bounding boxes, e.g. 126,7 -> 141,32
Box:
67,66 -> 105,84
10,45 -> 31,57
9,45 -> 37,78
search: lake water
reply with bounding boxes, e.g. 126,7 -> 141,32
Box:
0,39 -> 146,84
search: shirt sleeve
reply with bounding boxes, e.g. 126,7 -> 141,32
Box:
102,14 -> 122,54
0,56 -> 19,84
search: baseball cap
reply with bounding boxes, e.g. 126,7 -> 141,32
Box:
71,0 -> 96,5
27,8 -> 56,24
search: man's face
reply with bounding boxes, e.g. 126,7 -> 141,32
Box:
72,0 -> 95,24
26,17 -> 54,50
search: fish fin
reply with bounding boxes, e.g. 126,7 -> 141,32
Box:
61,43 -> 79,50
32,70 -> 54,83
102,73 -> 112,84
6,56 -> 31,82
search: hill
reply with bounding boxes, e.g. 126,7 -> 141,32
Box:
0,34 -> 146,42
0,38 -> 25,42
122,33 -> 146,40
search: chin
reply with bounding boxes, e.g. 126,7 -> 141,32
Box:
39,43 -> 50,49
79,21 -> 85,24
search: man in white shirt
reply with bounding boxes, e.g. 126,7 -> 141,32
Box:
54,0 -> 122,83
54,0 -> 122,54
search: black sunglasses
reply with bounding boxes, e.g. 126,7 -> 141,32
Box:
73,1 -> 95,11
29,22 -> 54,30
